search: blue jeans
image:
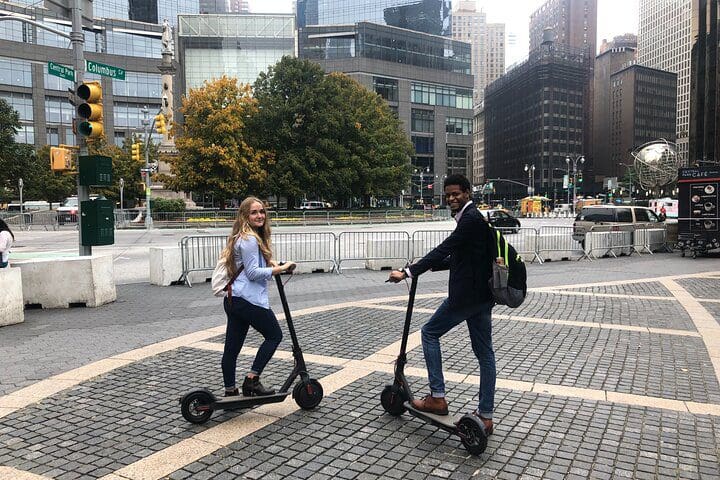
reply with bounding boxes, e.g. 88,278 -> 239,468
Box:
222,296 -> 283,389
421,298 -> 495,418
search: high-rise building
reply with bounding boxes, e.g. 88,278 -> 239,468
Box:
296,0 -> 452,36
689,0 -> 720,163
300,21 -> 473,205
451,1 -> 505,103
472,105 -> 484,186
638,0 -> 692,165
529,0 -> 597,57
177,14 -> 295,91
592,34 -> 637,185
200,0 -> 250,13
609,65 -> 677,183
484,40 -> 591,202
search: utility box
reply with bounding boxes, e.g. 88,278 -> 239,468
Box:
79,155 -> 112,186
81,199 -> 114,246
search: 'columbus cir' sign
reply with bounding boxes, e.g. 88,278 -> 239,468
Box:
86,60 -> 126,81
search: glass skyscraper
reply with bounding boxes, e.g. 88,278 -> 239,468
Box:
297,0 -> 451,37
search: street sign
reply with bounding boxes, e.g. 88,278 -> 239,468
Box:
48,62 -> 75,82
86,60 -> 125,80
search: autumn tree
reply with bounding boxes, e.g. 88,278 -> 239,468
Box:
158,76 -> 268,206
249,56 -> 412,207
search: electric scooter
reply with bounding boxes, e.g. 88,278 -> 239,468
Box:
180,271 -> 323,424
380,275 -> 489,455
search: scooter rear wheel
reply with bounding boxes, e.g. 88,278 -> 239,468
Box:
293,379 -> 324,410
380,385 -> 407,416
456,415 -> 488,455
180,390 -> 214,424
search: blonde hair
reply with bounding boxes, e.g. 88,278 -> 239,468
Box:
223,196 -> 272,277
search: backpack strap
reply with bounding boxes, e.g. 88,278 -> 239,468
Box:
495,229 -> 508,266
225,265 -> 244,302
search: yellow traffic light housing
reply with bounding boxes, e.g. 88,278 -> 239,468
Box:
131,142 -> 142,162
77,81 -> 104,138
50,146 -> 74,171
154,113 -> 167,135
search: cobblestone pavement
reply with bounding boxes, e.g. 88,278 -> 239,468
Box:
1,253 -> 720,479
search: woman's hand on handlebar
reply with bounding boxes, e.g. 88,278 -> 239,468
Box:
272,261 -> 296,275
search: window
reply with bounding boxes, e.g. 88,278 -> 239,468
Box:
446,117 -> 472,135
46,127 -> 59,146
0,57 -> 32,87
373,77 -> 398,102
411,109 -> 434,133
634,208 -> 649,222
616,208 -> 633,222
45,97 -> 73,125
581,208 -> 614,222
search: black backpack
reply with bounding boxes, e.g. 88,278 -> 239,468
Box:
489,228 -> 527,308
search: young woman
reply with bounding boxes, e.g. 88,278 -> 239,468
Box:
0,219 -> 14,268
220,197 -> 295,397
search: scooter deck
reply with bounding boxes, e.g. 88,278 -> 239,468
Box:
215,392 -> 290,408
404,402 -> 460,432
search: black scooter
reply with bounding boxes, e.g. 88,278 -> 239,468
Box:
180,272 -> 323,424
380,275 -> 489,455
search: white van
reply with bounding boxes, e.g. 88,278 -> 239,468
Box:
299,201 -> 327,210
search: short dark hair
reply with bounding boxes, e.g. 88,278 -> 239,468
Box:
443,174 -> 471,193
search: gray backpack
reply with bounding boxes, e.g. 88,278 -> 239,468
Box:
489,228 -> 527,308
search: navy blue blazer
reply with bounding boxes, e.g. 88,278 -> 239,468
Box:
409,202 -> 494,308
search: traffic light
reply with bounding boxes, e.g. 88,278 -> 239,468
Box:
154,113 -> 167,135
578,172 -> 583,183
131,142 -> 142,162
50,146 -> 74,171
76,81 -> 103,138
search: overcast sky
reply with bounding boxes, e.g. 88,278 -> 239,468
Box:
246,0 -> 640,67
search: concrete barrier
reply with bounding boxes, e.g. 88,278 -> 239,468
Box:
13,256 -> 116,308
272,238 -> 336,274
365,239 -> 410,271
151,246 -> 208,286
0,267 -> 24,326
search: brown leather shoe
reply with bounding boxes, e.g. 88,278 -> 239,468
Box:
472,411 -> 493,435
411,394 -> 449,415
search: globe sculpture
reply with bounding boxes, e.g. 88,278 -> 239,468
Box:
631,139 -> 680,189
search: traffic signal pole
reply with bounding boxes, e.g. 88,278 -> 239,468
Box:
71,0 -> 91,256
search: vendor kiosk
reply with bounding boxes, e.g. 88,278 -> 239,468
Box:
677,167 -> 720,257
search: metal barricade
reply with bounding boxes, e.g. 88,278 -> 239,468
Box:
337,231 -> 410,272
582,225 -> 635,260
633,226 -> 669,254
535,225 -> 581,263
179,234 -> 226,286
411,230 -> 452,261
26,211 -> 59,231
0,213 -> 30,231
273,232 -> 338,273
500,227 -> 543,264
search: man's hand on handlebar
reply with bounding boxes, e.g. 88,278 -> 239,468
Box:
387,269 -> 407,283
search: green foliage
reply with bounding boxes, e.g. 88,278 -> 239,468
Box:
150,197 -> 185,212
159,76 -> 268,205
248,57 -> 412,207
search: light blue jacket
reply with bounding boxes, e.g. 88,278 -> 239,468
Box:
230,235 -> 273,309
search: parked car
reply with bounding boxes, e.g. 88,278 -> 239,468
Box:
57,195 -> 102,223
572,205 -> 661,245
479,208 -> 521,233
298,201 -> 327,210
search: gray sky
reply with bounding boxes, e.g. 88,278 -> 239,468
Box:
246,0 -> 640,67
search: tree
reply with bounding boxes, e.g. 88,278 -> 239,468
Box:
249,56 -> 412,207
158,76 -> 268,206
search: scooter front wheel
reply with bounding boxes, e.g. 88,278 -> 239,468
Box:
380,385 -> 407,416
456,415 -> 488,455
180,390 -> 214,424
293,379 -> 324,410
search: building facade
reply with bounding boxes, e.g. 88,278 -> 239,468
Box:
451,1 -> 505,103
484,41 -> 590,202
472,105 -> 484,186
177,14 -> 295,92
689,0 -> 720,164
529,0 -> 597,57
638,0 -> 692,165
296,0 -> 452,36
0,0 -> 200,147
300,21 -> 473,205
609,65 -> 677,183
200,0 -> 250,14
592,35 -> 637,184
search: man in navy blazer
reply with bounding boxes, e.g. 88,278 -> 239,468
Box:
388,174 -> 496,435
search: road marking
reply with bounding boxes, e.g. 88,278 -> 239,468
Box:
0,467 -> 50,479
530,289 -> 677,301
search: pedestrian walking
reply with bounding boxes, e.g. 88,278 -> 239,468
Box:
387,174 -> 497,434
220,196 -> 296,397
0,218 -> 14,268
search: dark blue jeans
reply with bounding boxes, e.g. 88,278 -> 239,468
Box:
222,296 -> 283,389
421,298 -> 495,418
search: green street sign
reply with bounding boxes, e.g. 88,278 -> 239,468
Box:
86,60 -> 125,80
48,62 -> 75,82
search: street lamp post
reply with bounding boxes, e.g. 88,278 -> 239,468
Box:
566,155 -> 585,214
119,177 -> 124,211
524,164 -> 535,196
140,106 -> 153,229
414,167 -> 430,205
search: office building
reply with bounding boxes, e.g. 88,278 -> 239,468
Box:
689,0 -> 720,163
300,21 -> 473,205
296,0 -> 452,36
451,1 -> 505,103
638,0 -> 692,164
529,0 -> 597,56
484,39 -> 590,202
609,65 -> 677,182
177,14 -> 295,92
592,34 -> 637,184
472,105 -> 484,186
0,1 -> 202,147
200,0 -> 250,14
